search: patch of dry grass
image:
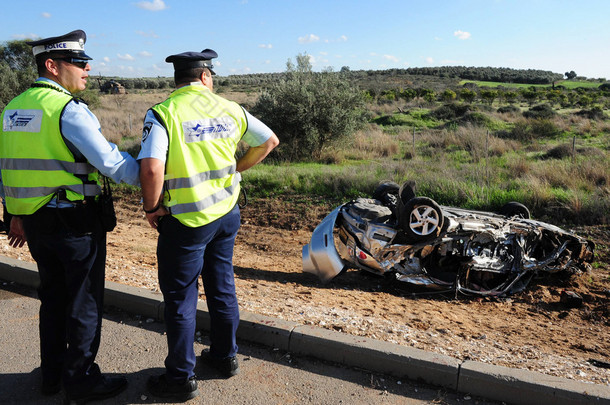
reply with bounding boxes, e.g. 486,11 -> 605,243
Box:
346,124 -> 400,159
94,91 -> 169,144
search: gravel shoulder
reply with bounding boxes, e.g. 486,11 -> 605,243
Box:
1,194 -> 608,387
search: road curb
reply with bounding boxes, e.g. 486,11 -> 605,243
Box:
458,360 -> 609,405
1,256 -> 608,404
289,324 -> 460,390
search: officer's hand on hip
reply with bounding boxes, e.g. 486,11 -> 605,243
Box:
145,206 -> 169,230
8,216 -> 27,248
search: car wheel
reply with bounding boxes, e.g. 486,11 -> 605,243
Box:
499,202 -> 530,219
399,197 -> 444,240
372,181 -> 400,202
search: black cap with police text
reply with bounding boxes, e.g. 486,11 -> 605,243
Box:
26,29 -> 92,60
165,49 -> 217,75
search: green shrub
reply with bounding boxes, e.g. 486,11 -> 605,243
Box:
575,106 -> 606,120
541,143 -> 573,159
431,103 -> 473,120
530,119 -> 560,138
497,105 -> 520,114
252,54 -> 365,161
523,104 -> 556,119
455,111 -> 492,127
76,86 -> 102,110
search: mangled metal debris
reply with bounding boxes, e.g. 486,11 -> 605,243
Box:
302,181 -> 595,297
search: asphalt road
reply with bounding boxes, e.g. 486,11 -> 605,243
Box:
0,280 -> 503,405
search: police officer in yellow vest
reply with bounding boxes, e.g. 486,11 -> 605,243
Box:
0,30 -> 139,403
139,49 -> 279,401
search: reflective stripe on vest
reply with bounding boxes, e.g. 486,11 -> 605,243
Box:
164,164 -> 236,191
0,158 -> 95,174
168,175 -> 240,215
2,183 -> 100,199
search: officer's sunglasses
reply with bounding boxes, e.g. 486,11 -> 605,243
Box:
55,58 -> 89,69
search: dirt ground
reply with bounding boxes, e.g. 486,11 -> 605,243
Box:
1,193 -> 608,387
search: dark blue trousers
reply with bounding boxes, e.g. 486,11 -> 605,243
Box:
157,204 -> 241,381
22,207 -> 106,392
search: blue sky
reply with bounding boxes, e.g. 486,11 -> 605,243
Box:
2,0 -> 609,80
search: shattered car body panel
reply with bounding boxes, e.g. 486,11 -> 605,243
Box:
302,196 -> 594,297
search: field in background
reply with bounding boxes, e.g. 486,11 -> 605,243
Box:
97,87 -> 610,227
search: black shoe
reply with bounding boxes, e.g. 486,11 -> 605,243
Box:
201,350 -> 240,377
41,379 -> 61,396
147,374 -> 199,402
65,375 -> 127,404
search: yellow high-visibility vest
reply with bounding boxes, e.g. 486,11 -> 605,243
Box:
151,84 -> 247,227
0,82 -> 99,215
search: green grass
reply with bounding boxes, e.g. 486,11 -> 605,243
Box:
235,137 -> 609,226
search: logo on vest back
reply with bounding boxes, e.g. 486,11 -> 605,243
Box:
183,117 -> 235,143
3,109 -> 43,132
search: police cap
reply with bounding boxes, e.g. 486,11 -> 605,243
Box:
26,29 -> 92,60
165,49 -> 217,75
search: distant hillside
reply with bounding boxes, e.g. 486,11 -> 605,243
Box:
92,66 -> 604,94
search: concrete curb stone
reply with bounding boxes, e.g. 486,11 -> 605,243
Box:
458,360 -> 609,405
289,324 -> 460,390
0,255 -> 608,404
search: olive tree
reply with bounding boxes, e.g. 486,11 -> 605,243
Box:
459,88 -> 477,104
252,53 -> 365,161
480,89 -> 498,105
0,39 -> 37,109
441,89 -> 457,103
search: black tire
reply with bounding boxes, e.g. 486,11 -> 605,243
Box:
398,180 -> 416,205
372,181 -> 400,202
398,197 -> 444,241
499,202 -> 530,219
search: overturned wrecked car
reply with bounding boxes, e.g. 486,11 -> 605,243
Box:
302,181 -> 595,297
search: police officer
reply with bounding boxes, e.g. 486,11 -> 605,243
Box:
0,30 -> 139,403
139,49 -> 279,401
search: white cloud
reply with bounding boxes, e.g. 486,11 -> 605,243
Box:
41,12 -> 51,18
12,33 -> 38,40
136,30 -> 159,38
229,67 -> 252,74
325,35 -> 348,43
298,34 -> 320,44
425,57 -> 434,64
383,54 -> 399,63
454,30 -> 471,40
103,56 -> 111,63
139,51 -> 152,57
258,44 -> 272,49
117,53 -> 135,61
135,0 -> 167,11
